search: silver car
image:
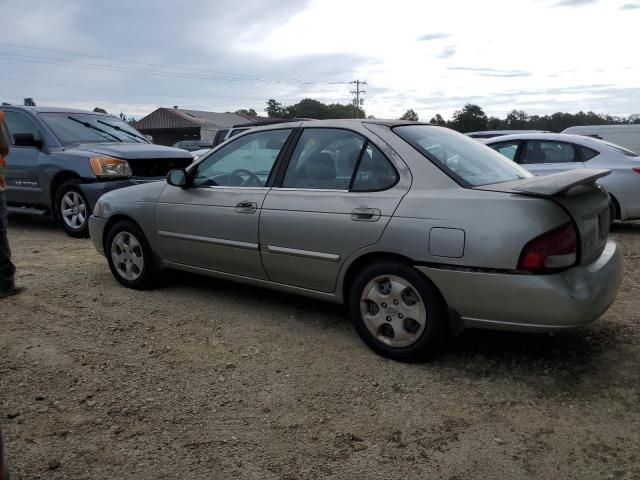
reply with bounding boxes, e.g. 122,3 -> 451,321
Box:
89,120 -> 623,361
485,133 -> 640,221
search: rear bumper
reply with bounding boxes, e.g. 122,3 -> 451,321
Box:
89,215 -> 107,256
416,240 -> 623,332
614,191 -> 640,220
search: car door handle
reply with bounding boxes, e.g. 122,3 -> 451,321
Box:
235,201 -> 257,213
351,208 -> 381,222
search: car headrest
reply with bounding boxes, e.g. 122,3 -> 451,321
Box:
305,153 -> 336,181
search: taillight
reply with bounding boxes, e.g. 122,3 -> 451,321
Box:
518,222 -> 577,272
633,167 -> 640,174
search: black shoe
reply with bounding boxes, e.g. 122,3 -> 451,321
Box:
0,285 -> 26,299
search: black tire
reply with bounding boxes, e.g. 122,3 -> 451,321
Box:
608,194 -> 619,225
105,220 -> 157,290
348,261 -> 448,362
54,179 -> 90,238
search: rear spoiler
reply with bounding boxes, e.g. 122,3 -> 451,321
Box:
511,169 -> 610,196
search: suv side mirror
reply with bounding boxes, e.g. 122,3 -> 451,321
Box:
167,168 -> 188,187
13,133 -> 43,149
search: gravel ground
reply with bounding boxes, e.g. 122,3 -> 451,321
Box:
1,216 -> 639,480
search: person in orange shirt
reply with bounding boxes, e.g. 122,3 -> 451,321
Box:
0,110 -> 25,298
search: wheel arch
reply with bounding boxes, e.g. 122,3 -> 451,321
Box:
50,171 -> 82,214
609,193 -> 621,220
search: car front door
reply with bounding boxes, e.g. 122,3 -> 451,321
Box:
520,140 -> 584,175
260,127 -> 408,292
155,128 -> 294,279
2,110 -> 46,206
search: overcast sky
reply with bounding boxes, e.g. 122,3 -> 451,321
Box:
1,0 -> 639,121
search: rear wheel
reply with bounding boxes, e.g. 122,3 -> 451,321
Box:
54,180 -> 90,238
105,220 -> 157,289
348,261 -> 448,362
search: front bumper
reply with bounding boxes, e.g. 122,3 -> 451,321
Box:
416,240 -> 623,332
79,178 -> 162,210
89,215 -> 107,256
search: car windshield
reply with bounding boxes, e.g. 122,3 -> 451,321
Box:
39,113 -> 149,145
394,125 -> 532,187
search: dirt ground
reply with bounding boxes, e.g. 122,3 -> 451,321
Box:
1,216 -> 639,480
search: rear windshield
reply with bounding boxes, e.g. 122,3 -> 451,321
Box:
394,125 -> 532,187
586,138 -> 639,157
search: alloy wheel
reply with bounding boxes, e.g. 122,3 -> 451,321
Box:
111,231 -> 145,281
61,191 -> 87,230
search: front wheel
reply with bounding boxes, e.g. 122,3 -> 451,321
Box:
105,220 -> 157,289
348,262 -> 448,362
54,180 -> 89,238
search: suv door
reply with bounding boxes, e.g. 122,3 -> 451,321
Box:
260,127 -> 407,292
520,140 -> 584,175
2,110 -> 45,206
155,128 -> 293,278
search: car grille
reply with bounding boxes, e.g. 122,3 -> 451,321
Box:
128,158 -> 192,178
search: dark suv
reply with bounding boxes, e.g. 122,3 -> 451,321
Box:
1,106 -> 193,237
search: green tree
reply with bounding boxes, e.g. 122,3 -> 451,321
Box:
449,104 -> 488,132
23,98 -> 36,106
505,110 -> 529,129
265,99 -> 285,118
400,109 -> 419,121
235,108 -> 257,116
429,114 -> 447,126
487,116 -> 502,130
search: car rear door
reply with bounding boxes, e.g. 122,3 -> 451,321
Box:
259,127 -> 409,292
154,128 -> 294,279
520,140 -> 585,176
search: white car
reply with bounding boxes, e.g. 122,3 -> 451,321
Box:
486,133 -> 640,220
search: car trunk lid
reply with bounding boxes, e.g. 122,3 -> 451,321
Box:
476,169 -> 612,266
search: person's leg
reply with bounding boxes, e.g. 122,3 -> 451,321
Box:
0,191 -> 17,292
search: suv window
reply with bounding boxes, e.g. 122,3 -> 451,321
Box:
193,129 -> 291,187
283,129 -> 365,190
490,141 -> 520,161
523,141 -> 578,164
3,111 -> 43,145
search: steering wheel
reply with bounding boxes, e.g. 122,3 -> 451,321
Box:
230,168 -> 262,187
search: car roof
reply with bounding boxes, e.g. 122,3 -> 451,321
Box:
467,129 -> 548,135
484,132 -> 596,143
1,105 -> 104,115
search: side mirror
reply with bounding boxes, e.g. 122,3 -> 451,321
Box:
13,133 -> 43,149
167,168 -> 188,188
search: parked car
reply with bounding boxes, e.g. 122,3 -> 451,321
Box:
1,106 -> 194,237
485,133 -> 640,221
172,140 -> 213,152
1,428 -> 8,480
562,125 -> 640,155
89,120 -> 622,361
466,130 -> 549,139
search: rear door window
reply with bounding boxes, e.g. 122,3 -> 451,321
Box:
522,141 -> 578,164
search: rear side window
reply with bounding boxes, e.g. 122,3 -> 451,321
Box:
351,143 -> 398,191
522,141 -> 578,164
578,145 -> 599,161
394,125 -> 531,187
490,141 -> 520,161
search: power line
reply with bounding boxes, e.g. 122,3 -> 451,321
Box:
0,41 -> 350,86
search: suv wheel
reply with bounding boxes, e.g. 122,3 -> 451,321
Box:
105,220 -> 157,289
348,261 -> 448,362
54,180 -> 89,238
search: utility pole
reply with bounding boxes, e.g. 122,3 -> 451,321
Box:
350,80 -> 367,118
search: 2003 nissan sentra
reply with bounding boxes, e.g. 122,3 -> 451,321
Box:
89,120 -> 623,361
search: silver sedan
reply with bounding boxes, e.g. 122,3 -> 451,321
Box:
89,120 -> 623,361
485,133 -> 640,220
